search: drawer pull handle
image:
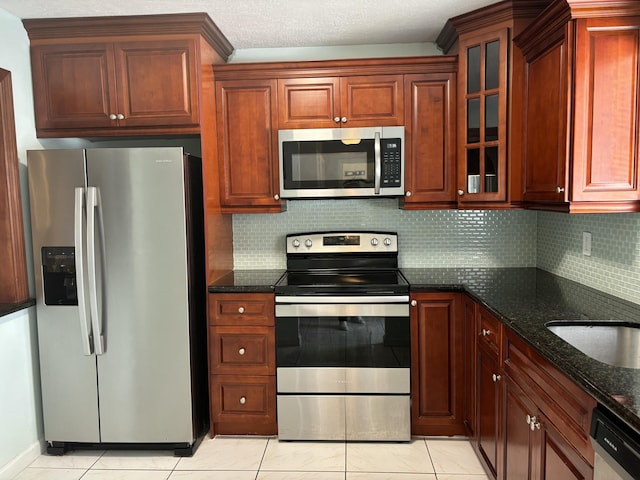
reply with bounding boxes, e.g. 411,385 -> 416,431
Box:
239,396 -> 246,405
481,329 -> 491,337
492,373 -> 501,382
238,348 -> 246,355
238,306 -> 245,314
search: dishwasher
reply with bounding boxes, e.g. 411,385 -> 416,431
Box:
590,405 -> 640,480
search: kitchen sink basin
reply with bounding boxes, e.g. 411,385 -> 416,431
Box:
546,321 -> 640,369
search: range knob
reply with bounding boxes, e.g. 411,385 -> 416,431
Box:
305,239 -> 313,248
291,239 -> 301,248
384,237 -> 392,247
371,238 -> 379,247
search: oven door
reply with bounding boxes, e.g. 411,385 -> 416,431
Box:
278,127 -> 404,198
275,295 -> 410,441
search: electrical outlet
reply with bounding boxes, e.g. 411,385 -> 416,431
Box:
582,232 -> 592,256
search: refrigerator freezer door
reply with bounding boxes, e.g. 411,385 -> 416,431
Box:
86,147 -> 194,443
27,149 -> 101,443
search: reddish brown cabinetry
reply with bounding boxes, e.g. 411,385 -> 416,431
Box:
516,2 -> 640,212
410,293 -> 465,436
475,307 -> 503,478
278,75 -> 404,129
23,15 -> 231,137
208,293 -> 277,436
214,79 -> 284,213
402,72 -> 457,208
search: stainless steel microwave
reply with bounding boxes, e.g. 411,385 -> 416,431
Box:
278,126 -> 405,199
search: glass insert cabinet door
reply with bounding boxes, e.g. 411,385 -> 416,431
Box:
458,29 -> 508,202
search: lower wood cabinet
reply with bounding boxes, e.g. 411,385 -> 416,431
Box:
208,292 -> 277,435
410,292 -> 465,435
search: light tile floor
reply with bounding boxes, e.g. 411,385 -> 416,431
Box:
13,436 -> 490,480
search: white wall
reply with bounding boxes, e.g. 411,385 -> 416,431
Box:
0,7 -> 45,479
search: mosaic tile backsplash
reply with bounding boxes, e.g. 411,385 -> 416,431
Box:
537,211 -> 640,305
232,199 -> 537,270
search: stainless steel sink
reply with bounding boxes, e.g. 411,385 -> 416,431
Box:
546,321 -> 640,369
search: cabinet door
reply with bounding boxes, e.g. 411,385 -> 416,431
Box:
571,17 -> 640,203
410,293 -> 465,436
277,77 -> 340,128
503,376 -> 536,480
114,39 -> 199,127
522,33 -> 569,203
458,28 -> 509,204
534,412 -> 593,480
403,73 -> 456,208
216,79 -> 283,212
477,346 -> 501,478
30,43 -> 117,131
340,75 -> 404,127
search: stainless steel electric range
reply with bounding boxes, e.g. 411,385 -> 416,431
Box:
274,231 -> 411,441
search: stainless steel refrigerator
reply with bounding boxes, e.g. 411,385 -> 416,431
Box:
28,147 -> 208,455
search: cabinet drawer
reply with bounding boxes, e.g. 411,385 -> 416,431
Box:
209,326 -> 275,375
210,375 -> 277,434
503,329 -> 596,463
209,293 -> 274,326
478,306 -> 502,358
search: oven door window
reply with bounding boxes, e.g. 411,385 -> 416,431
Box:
276,314 -> 410,368
281,139 -> 375,190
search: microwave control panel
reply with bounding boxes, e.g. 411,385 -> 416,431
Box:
381,139 -> 402,187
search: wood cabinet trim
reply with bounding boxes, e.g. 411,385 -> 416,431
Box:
23,13 -> 234,61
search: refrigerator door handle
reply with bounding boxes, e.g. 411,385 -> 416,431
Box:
87,186 -> 105,355
74,187 -> 93,356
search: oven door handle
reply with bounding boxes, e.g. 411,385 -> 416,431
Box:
276,302 -> 409,318
275,295 -> 409,304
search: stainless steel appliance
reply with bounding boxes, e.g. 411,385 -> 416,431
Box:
274,231 -> 410,441
28,147 -> 207,455
590,405 -> 640,480
278,126 -> 405,199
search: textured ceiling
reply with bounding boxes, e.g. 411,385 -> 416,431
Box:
0,0 -> 497,50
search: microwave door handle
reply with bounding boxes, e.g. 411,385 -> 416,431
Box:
374,132 -> 381,194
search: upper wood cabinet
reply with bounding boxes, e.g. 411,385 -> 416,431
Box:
215,79 -> 284,213
402,71 -> 457,209
437,0 -> 552,208
23,14 -> 233,138
515,2 -> 640,212
278,75 -> 403,129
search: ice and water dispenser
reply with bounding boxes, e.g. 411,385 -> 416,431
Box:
41,247 -> 77,305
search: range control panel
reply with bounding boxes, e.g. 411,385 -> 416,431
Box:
286,231 -> 398,254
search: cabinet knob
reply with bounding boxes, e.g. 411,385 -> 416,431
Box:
481,328 -> 491,337
492,373 -> 501,382
238,306 -> 245,314
238,347 -> 246,355
109,114 -> 117,120
457,189 -> 465,196
274,194 -> 280,200
116,113 -> 125,120
405,191 -> 412,197
526,414 -> 540,431
239,396 -> 246,405
334,117 -> 341,123
556,186 -> 565,194
341,117 -> 347,123
410,300 -> 417,307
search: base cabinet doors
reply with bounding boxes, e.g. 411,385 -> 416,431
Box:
477,345 -> 502,478
410,293 -> 465,436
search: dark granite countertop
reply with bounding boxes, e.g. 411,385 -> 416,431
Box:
403,267 -> 640,434
0,299 -> 35,318
209,267 -> 640,433
208,269 -> 285,293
